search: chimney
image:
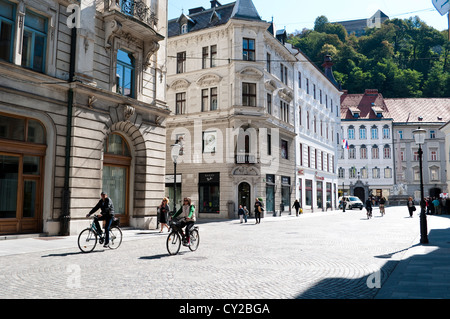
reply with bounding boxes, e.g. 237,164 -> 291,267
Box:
322,55 -> 339,88
364,89 -> 378,95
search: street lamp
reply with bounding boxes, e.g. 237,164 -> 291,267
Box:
171,141 -> 182,215
412,127 -> 429,244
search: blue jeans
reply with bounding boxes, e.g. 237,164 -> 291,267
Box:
94,215 -> 113,244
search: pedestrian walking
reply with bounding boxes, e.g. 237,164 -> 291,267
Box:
293,199 -> 301,217
379,196 -> 386,216
238,205 -> 245,223
254,198 -> 263,224
433,197 -> 441,215
158,197 -> 170,233
365,197 -> 373,219
407,197 -> 416,217
243,206 -> 249,222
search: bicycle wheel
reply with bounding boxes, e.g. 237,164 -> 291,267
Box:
166,231 -> 181,255
78,228 -> 97,253
108,227 -> 122,249
188,229 -> 200,252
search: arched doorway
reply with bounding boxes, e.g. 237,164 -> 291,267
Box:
103,133 -> 131,226
238,182 -> 251,211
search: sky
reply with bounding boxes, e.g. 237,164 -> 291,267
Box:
168,0 -> 449,33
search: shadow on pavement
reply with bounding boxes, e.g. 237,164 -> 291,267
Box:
296,216 -> 450,299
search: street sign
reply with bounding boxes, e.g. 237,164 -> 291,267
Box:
432,0 -> 450,16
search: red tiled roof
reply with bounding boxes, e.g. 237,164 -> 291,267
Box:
384,98 -> 450,123
340,89 -> 391,120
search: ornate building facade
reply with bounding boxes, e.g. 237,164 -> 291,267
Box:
0,0 -> 168,235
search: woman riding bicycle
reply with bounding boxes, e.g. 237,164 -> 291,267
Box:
172,197 -> 196,244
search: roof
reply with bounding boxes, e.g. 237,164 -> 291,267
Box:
340,89 -> 391,120
168,0 -> 262,38
384,98 -> 450,124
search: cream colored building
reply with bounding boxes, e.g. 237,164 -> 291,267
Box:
165,0 -> 341,217
0,0 -> 168,235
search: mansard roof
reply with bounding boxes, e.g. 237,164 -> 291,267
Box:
168,0 -> 262,38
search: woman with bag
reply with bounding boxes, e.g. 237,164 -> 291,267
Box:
158,197 -> 170,232
407,197 -> 415,218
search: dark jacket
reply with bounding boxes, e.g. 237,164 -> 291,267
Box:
89,197 -> 115,216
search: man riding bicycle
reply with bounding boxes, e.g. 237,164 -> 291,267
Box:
86,191 -> 115,247
171,197 -> 196,245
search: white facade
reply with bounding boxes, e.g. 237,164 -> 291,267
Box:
165,0 -> 341,217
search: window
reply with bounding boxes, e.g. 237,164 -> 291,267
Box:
267,93 -> 272,114
280,63 -> 288,84
116,49 -> 135,97
266,53 -> 271,73
281,139 -> 288,159
361,167 -> 368,179
175,92 -> 186,115
372,145 -> 379,159
360,145 -> 367,159
243,38 -> 255,61
372,167 -> 380,179
280,101 -> 289,123
338,167 -> 345,178
306,78 -> 309,94
384,167 -> 392,179
181,23 -> 188,34
348,127 -> 355,140
430,130 -> 436,139
348,145 -> 356,159
210,45 -> 217,67
413,167 -> 420,181
22,10 -> 47,73
398,130 -> 403,139
267,134 -> 272,156
313,84 -> 316,99
176,51 -> 186,73
298,108 -> 302,126
430,149 -> 438,161
201,89 -> 208,112
383,126 -> 390,139
359,126 -> 366,139
430,167 -> 439,181
0,0 -> 15,62
298,72 -> 302,89
371,126 -> 378,139
210,87 -> 218,110
202,47 -> 208,69
242,82 -> 256,106
349,167 -> 356,178
413,150 -> 419,161
383,145 -> 391,159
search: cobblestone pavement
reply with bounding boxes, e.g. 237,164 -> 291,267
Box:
0,207 -> 431,299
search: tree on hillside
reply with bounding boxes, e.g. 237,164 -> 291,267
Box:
288,15 -> 449,98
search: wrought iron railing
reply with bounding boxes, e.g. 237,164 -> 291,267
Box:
117,0 -> 158,27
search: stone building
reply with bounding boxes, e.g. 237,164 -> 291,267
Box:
386,98 -> 450,202
339,89 -> 394,202
0,0 -> 168,235
165,0 -> 341,217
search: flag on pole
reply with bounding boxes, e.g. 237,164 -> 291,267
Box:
342,139 -> 349,150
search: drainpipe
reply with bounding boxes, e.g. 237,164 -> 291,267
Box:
60,26 -> 77,236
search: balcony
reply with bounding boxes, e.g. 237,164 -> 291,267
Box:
235,154 -> 257,164
104,0 -> 164,48
118,0 -> 158,27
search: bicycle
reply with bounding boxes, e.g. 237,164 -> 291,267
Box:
78,215 -> 122,253
166,218 -> 200,255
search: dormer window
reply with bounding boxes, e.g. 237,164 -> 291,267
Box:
181,23 -> 188,34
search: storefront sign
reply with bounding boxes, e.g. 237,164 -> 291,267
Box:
199,172 -> 220,183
